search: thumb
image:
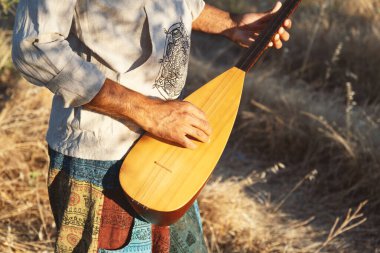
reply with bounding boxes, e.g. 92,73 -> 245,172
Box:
270,1 -> 282,14
257,1 -> 282,22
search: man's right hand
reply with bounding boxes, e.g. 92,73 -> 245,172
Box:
85,78 -> 212,149
140,99 -> 212,149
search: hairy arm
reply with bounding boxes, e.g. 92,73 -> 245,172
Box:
84,78 -> 211,149
192,4 -> 234,37
84,2 -> 291,149
12,0 -> 211,150
192,2 -> 292,49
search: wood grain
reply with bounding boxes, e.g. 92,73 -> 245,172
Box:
119,0 -> 303,225
119,67 -> 246,225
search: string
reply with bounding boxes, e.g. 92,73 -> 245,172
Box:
238,0 -> 301,71
237,0 -> 302,72
160,0 -> 303,206
157,68 -> 242,208
135,0 -> 302,210
139,68 -> 240,207
137,0 -> 300,207
136,66 -> 239,206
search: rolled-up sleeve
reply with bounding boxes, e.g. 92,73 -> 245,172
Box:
12,0 -> 105,108
185,0 -> 205,21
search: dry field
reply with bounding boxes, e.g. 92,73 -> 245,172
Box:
1,0 -> 380,252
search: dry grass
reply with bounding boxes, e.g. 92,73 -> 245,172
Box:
0,81 -> 54,252
193,0 -> 380,251
0,30 -> 11,71
1,0 -> 380,252
199,175 -> 368,253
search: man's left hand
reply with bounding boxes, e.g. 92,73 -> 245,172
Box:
224,1 -> 292,49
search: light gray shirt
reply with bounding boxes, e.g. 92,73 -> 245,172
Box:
12,0 -> 205,160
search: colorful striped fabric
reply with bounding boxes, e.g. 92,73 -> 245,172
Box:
47,147 -> 208,253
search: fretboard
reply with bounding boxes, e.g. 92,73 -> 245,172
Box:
236,0 -> 302,72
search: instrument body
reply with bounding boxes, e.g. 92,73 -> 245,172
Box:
120,67 -> 245,225
120,0 -> 302,225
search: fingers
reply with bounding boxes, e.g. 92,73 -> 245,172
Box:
232,2 -> 292,49
270,1 -> 282,14
264,4 -> 292,50
272,34 -> 283,49
174,126 -> 209,150
184,125 -> 210,144
146,100 -> 213,149
175,117 -> 211,150
270,24 -> 291,49
237,31 -> 256,48
244,24 -> 290,49
284,19 -> 292,29
254,2 -> 282,24
278,27 -> 290,41
184,102 -> 212,135
235,14 -> 291,49
179,136 -> 198,150
179,122 -> 211,149
188,116 -> 212,138
176,102 -> 212,149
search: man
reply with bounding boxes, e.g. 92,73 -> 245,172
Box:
12,0 -> 291,252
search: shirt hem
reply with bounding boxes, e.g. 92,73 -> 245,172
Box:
46,137 -> 136,161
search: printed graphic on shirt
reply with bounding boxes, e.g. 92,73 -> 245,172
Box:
153,21 -> 190,99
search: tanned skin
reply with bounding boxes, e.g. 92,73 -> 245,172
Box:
192,2 -> 291,49
84,2 -> 291,149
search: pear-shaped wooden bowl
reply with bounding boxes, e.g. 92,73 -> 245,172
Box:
120,67 -> 245,225
119,0 -> 302,225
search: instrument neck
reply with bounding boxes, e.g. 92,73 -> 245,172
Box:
235,0 -> 302,73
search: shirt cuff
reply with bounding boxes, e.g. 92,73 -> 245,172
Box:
47,56 -> 106,108
186,0 -> 206,21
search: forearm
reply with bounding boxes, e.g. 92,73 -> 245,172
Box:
84,78 -> 153,130
192,4 -> 235,37
84,78 -> 211,149
192,2 -> 291,49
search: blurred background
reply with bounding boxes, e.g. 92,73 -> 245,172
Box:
1,0 -> 379,252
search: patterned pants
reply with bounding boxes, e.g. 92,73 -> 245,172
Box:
47,147 -> 208,253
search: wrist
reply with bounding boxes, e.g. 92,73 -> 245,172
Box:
221,12 -> 238,40
193,4 -> 237,38
126,94 -> 159,132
